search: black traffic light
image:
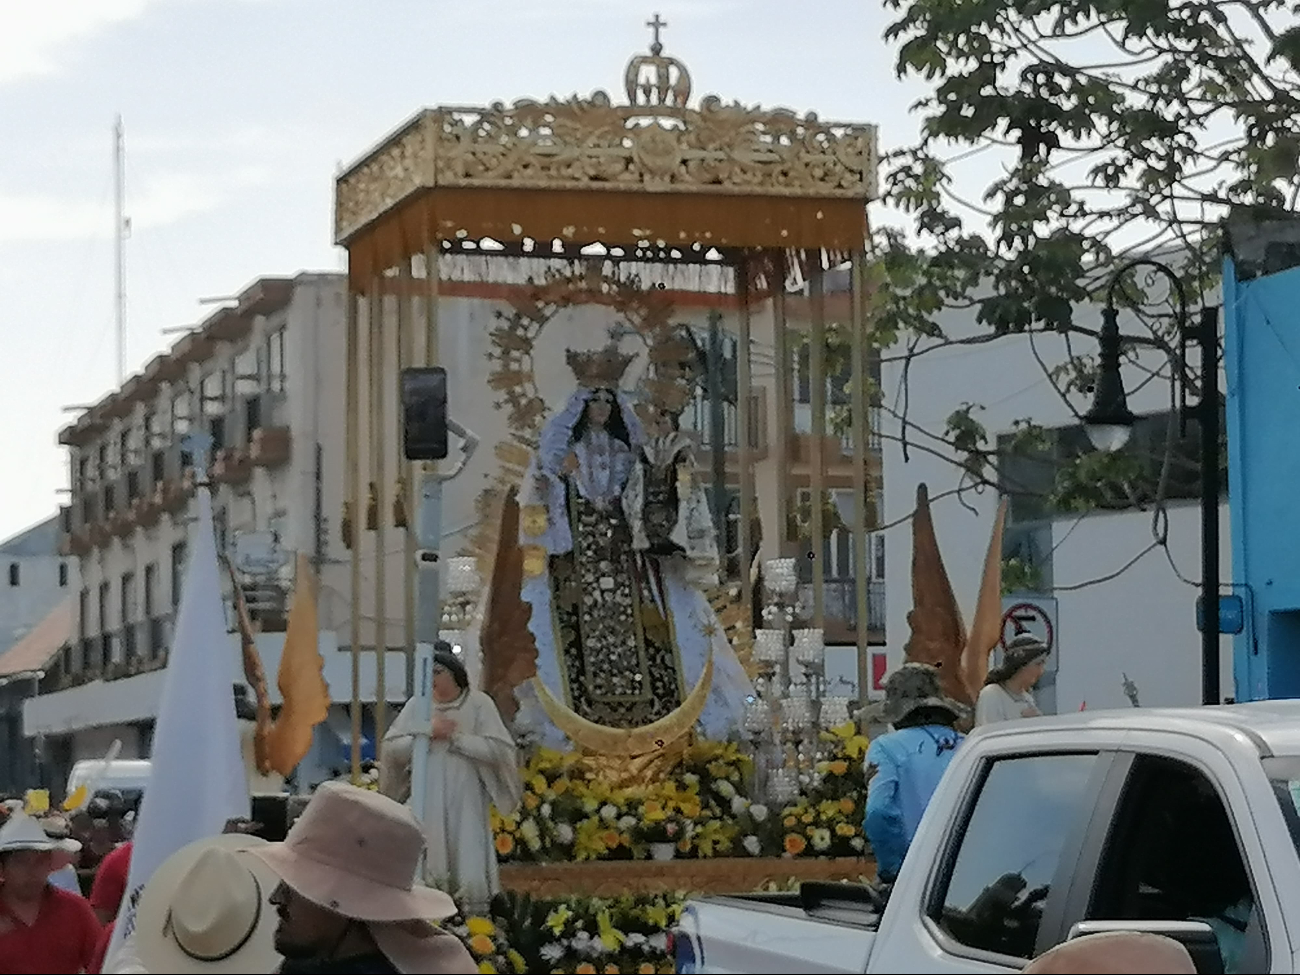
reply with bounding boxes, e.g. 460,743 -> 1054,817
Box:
400,367 -> 448,461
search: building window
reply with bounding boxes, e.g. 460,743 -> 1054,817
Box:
172,388 -> 192,435
171,542 -> 188,610
201,370 -> 227,418
58,562 -> 68,587
267,328 -> 286,394
213,507 -> 228,554
7,563 -> 17,587
98,581 -> 110,635
931,752 -> 1101,960
144,563 -> 157,619
997,406 -> 1229,521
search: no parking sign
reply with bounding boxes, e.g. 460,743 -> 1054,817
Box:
996,594 -> 1059,674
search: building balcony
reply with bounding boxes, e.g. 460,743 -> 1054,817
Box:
213,447 -> 253,485
107,508 -> 135,539
798,578 -> 886,644
250,425 -> 291,467
158,472 -> 195,514
132,494 -> 162,529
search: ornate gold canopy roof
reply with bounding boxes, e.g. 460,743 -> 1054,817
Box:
335,25 -> 879,283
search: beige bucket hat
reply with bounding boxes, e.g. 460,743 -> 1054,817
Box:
134,833 -> 282,975
243,781 -> 457,923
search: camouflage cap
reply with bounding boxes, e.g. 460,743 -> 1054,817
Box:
883,662 -> 966,726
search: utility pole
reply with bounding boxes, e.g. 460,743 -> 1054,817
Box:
113,115 -> 128,385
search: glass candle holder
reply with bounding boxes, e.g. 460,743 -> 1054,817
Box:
764,558 -> 798,596
754,629 -> 787,665
445,556 -> 481,595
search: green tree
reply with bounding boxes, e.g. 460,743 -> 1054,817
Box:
871,0 -> 1293,515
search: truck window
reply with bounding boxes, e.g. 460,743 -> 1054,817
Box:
1088,755 -> 1262,974
932,752 -> 1100,961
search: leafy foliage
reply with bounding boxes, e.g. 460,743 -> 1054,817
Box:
872,0 -> 1288,514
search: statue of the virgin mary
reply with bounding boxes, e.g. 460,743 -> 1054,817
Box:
513,343 -> 754,747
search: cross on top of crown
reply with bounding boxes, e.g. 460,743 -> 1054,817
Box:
647,13 -> 667,55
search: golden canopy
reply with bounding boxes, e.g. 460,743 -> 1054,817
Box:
334,37 -> 879,285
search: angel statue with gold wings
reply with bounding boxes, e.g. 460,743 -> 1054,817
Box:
511,342 -> 754,749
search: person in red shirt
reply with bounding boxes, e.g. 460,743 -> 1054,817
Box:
89,840 -> 132,925
0,812 -> 102,975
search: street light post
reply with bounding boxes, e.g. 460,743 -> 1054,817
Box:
1081,258 -> 1221,706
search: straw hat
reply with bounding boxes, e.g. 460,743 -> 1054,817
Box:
0,811 -> 81,855
134,834 -> 281,975
244,781 -> 456,923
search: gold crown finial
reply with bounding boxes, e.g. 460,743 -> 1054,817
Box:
566,343 -> 636,388
625,14 -> 691,108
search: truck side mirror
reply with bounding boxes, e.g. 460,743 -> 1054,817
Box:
400,367 -> 448,461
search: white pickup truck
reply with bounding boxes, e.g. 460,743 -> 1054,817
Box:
675,703 -> 1300,974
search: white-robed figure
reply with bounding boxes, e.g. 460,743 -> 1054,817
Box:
382,644 -> 522,913
514,343 -> 754,746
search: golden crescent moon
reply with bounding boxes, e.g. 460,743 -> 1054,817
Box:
531,653 -> 714,756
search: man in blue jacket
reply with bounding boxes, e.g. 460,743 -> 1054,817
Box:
863,663 -> 965,884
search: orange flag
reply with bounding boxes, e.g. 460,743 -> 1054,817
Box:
266,554 -> 331,776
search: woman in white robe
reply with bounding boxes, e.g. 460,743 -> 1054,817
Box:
382,647 -> 522,914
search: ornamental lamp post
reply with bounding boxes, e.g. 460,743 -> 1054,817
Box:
1080,257 -> 1221,706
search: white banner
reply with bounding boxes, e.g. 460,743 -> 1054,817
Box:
105,485 -> 250,959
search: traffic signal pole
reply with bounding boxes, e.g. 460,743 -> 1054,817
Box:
398,365 -> 477,879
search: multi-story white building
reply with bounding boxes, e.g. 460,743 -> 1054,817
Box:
879,294 -> 1233,712
22,272 -> 417,785
0,515 -> 78,794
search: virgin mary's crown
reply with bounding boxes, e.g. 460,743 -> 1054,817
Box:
566,344 -> 635,389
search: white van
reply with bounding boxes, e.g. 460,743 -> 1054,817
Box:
65,759 -> 151,809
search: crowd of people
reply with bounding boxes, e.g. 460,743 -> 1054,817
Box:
0,781 -> 476,974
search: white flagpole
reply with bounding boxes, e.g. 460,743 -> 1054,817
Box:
103,434 -> 250,962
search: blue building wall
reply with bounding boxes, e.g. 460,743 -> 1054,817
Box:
1223,255 -> 1300,700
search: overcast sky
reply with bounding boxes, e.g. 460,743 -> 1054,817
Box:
0,0 -> 940,540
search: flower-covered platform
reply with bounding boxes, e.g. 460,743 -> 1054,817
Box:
493,726 -> 872,866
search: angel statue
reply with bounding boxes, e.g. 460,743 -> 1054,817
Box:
512,342 -> 754,748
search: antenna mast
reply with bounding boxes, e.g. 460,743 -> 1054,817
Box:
113,115 -> 127,385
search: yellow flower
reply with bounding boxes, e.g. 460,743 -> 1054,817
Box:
844,735 -> 869,760
604,966 -> 621,974
507,948 -> 527,973
477,962 -> 497,975
784,833 -> 807,855
530,774 -> 548,794
552,777 -> 569,795
523,792 -> 540,811
639,965 -> 657,974
836,822 -> 857,836
466,917 -> 496,937
840,796 -> 856,814
468,933 -> 495,956
545,904 -> 572,934
783,815 -> 797,828
576,965 -> 597,975
494,833 -> 515,856
826,719 -> 853,739
827,760 -> 849,776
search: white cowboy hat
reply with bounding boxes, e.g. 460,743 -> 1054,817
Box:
244,781 -> 456,924
134,833 -> 282,975
0,811 -> 81,855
